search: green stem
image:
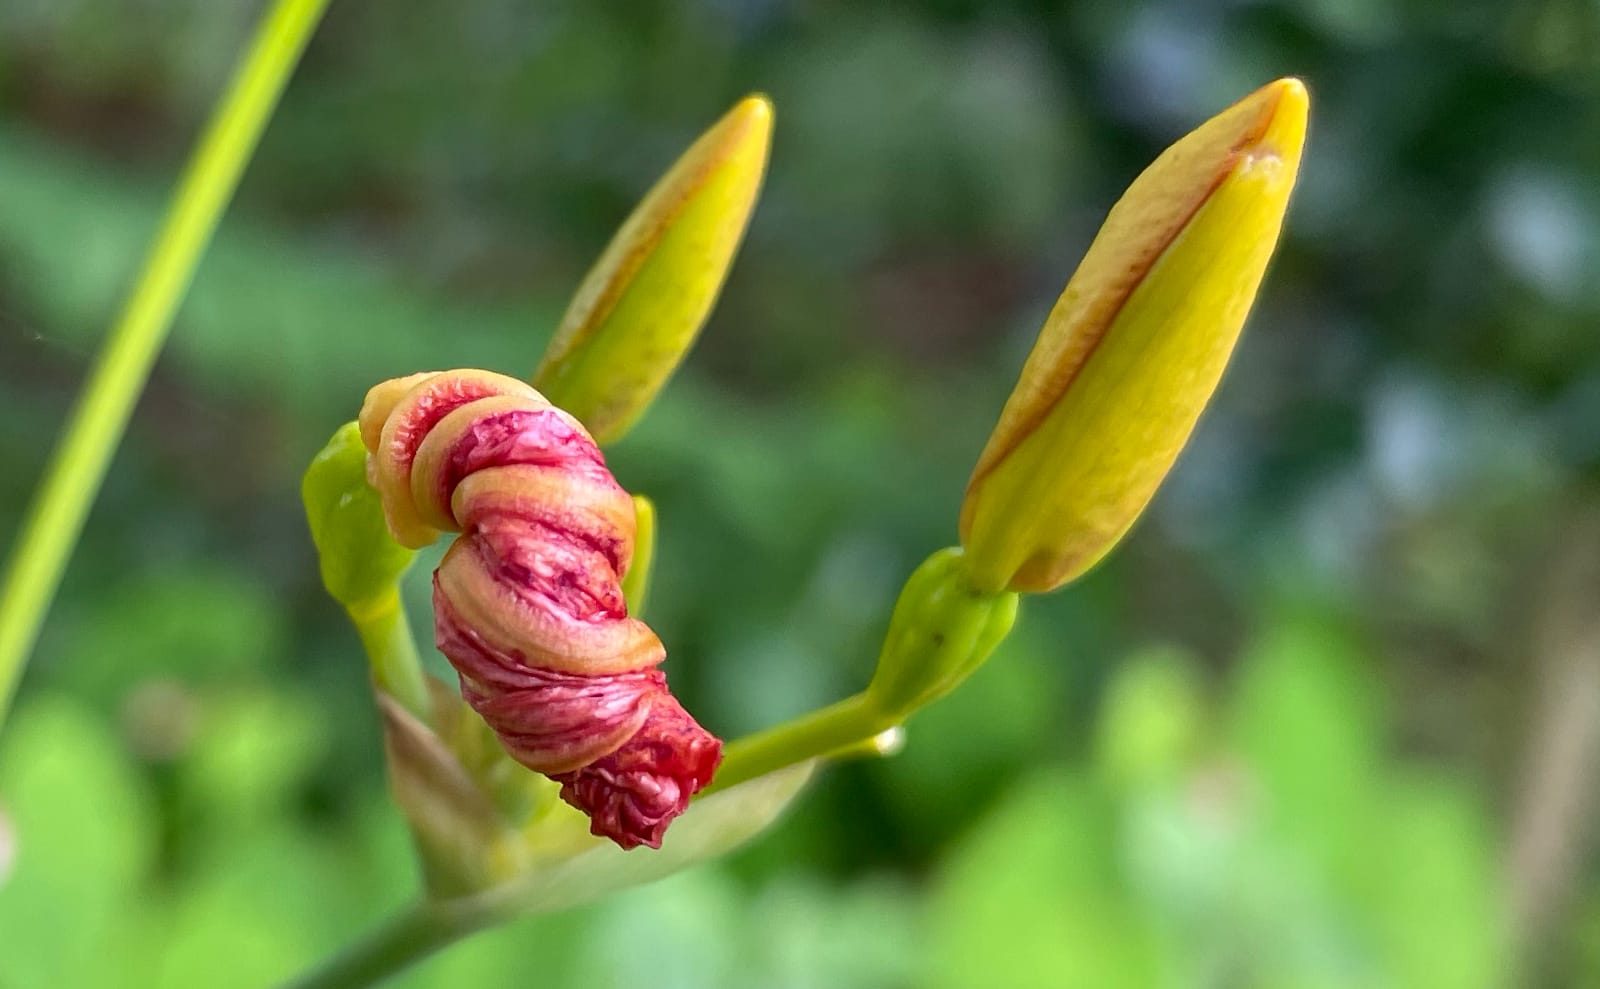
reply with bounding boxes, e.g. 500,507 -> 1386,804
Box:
704,692 -> 886,795
350,590 -> 432,724
282,692 -> 888,987
280,899 -> 491,989
0,0 -> 331,727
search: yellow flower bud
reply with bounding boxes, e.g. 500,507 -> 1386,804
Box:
961,78 -> 1308,594
533,96 -> 773,445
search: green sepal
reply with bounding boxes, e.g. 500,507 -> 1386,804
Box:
866,547 -> 1019,720
621,494 -> 656,617
301,421 -> 416,617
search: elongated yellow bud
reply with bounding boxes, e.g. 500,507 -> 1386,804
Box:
534,96 -> 773,445
961,78 -> 1308,594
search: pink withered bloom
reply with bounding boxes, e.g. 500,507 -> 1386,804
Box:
357,369 -> 721,849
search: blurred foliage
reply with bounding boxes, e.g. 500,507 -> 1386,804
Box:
3,0 -> 1600,986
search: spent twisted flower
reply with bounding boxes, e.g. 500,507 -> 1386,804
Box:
358,369 -> 720,850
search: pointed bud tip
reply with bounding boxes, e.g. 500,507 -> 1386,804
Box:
1265,76 -> 1309,116
732,93 -> 774,129
700,95 -> 773,182
1191,76 -> 1308,193
693,94 -> 773,172
1247,77 -> 1308,169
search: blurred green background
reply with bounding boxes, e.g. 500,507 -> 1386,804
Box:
4,1 -> 1600,986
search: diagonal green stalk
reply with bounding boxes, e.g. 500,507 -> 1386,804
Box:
0,0 -> 331,727
705,693 -> 886,795
709,546 -> 1017,794
279,899 -> 494,989
349,589 -> 432,724
276,691 -> 892,989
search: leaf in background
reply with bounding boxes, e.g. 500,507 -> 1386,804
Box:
569,869 -> 744,989
53,567 -> 283,708
0,696 -> 155,987
0,128 -> 564,430
414,906 -> 597,989
1362,772 -> 1505,989
567,868 -> 922,989
533,96 -> 772,445
772,16 -> 1080,254
1095,644 -> 1209,794
926,771 -> 1158,989
740,875 -> 922,989
151,786 -> 419,988
470,760 -> 814,919
156,826 -> 360,989
1228,614 -> 1384,880
176,687 -> 329,849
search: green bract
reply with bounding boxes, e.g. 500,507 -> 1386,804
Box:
621,494 -> 657,616
866,547 -> 1019,719
300,421 -> 415,617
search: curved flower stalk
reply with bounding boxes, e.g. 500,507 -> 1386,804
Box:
293,80 -> 1311,988
715,78 -> 1309,790
357,368 -> 721,850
